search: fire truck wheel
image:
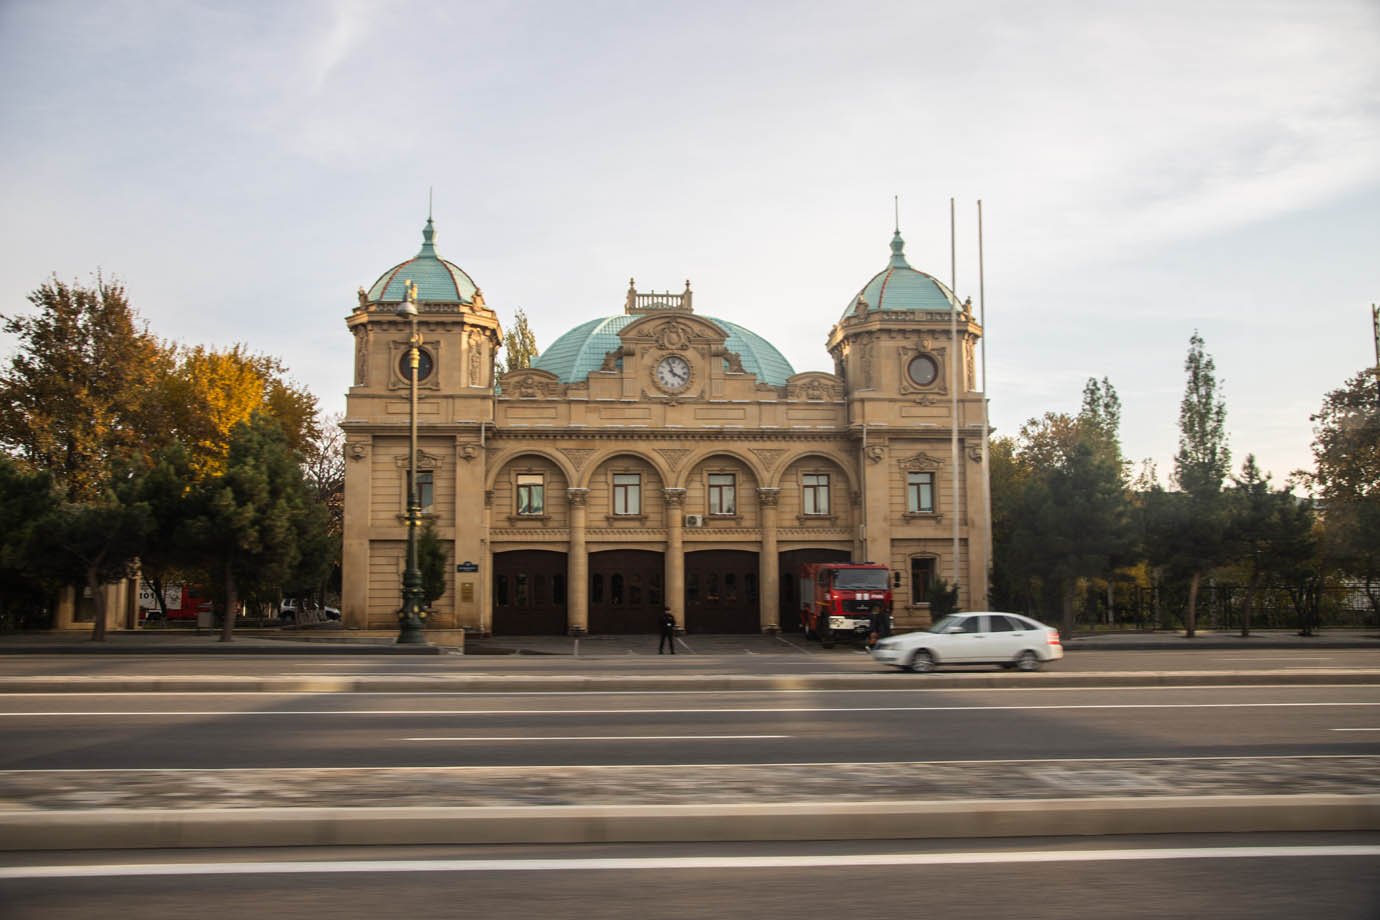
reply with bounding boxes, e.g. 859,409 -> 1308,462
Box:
907,650 -> 935,673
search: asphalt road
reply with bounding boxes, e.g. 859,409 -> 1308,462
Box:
5,835 -> 1378,920
1,646 -> 1377,677
3,684 -> 1377,769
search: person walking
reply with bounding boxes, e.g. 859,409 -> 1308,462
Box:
659,607 -> 677,655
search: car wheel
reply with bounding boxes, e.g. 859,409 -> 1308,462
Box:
1015,650 -> 1041,672
907,650 -> 935,673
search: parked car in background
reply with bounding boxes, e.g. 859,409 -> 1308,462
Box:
870,612 -> 1063,673
279,599 -> 341,624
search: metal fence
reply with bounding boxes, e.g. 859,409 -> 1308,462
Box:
1074,583 -> 1377,632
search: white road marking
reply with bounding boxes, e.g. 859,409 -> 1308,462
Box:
3,846 -> 1377,879
2,683 -> 1376,698
4,702 -> 1379,717
1330,728 -> 1380,731
1214,657 -> 1335,661
405,734 -> 791,742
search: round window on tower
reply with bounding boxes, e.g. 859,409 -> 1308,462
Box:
907,354 -> 938,387
398,347 -> 434,383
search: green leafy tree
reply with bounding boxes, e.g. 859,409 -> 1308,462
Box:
125,442 -> 199,619
1171,331 -> 1231,637
502,309 -> 539,372
183,413 -> 328,642
417,520 -> 448,610
1304,370 -> 1380,623
26,489 -> 151,641
1225,456 -> 1317,636
0,458 -> 59,629
0,274 -> 167,502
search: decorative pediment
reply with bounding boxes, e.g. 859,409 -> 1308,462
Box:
656,448 -> 692,471
559,447 -> 595,472
501,368 -> 563,399
394,449 -> 443,471
897,451 -> 945,471
786,371 -> 843,401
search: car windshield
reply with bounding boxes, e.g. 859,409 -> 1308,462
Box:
928,615 -> 962,634
832,569 -> 889,590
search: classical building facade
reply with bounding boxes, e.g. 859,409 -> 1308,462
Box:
341,219 -> 991,635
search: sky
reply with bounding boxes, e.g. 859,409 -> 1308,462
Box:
1,0 -> 1376,488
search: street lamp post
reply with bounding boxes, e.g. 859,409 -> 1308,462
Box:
396,279 -> 427,645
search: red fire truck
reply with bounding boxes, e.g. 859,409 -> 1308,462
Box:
798,561 -> 892,648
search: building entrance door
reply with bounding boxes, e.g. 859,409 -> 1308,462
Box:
684,550 -> 759,633
588,549 -> 664,634
492,550 -> 568,635
777,548 -> 851,633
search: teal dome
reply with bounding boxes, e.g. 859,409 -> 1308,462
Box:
534,314 -> 795,387
366,217 -> 478,304
842,231 -> 958,318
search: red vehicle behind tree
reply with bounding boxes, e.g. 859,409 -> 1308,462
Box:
798,562 -> 892,648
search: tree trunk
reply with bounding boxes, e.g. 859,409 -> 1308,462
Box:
1061,580 -> 1077,639
86,565 -> 107,642
220,562 -> 237,643
1241,570 -> 1261,638
1185,570 -> 1201,638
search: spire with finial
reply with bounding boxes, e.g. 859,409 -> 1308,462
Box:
418,214 -> 438,259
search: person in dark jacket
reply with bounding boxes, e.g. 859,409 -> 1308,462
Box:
659,607 -> 677,655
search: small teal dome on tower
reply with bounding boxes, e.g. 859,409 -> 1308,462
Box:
366,217 -> 479,304
841,230 -> 958,319
534,314 -> 795,387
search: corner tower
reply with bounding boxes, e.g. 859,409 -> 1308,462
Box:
340,217 -> 503,631
826,229 -> 990,610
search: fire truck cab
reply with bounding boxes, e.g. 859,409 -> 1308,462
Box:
798,562 -> 892,648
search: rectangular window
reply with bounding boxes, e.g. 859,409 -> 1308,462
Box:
910,557 -> 934,605
613,473 -> 641,515
802,473 -> 830,515
516,473 -> 544,515
907,471 -> 934,513
708,473 -> 736,515
415,471 -> 434,514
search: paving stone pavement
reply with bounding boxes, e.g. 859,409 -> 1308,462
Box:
3,756 -> 1377,812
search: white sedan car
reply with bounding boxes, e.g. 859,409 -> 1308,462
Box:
870,612 -> 1063,672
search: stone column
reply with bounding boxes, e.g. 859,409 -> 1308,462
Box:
663,488 -> 686,628
566,488 -> 589,635
757,487 -> 781,634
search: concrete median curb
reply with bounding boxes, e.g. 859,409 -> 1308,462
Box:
2,669 -> 1379,694
4,795 -> 1377,850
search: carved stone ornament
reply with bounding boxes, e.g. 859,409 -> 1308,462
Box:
897,451 -> 945,471
656,448 -> 691,471
655,320 -> 693,351
394,449 -> 442,471
723,351 -> 745,374
662,487 -> 687,508
750,448 -> 784,472
757,487 -> 781,507
867,445 -> 886,464
566,488 -> 590,507
559,447 -> 595,472
459,443 -> 479,461
967,445 -> 984,463
348,442 -> 368,462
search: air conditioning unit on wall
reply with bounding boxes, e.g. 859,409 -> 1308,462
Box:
684,514 -> 705,528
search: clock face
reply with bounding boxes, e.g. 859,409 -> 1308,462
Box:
654,354 -> 691,391
907,354 -> 938,387
399,347 -> 434,383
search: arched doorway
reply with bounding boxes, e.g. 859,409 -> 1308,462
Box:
588,549 -> 664,634
492,550 -> 568,635
684,549 -> 759,633
778,548 -> 851,633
